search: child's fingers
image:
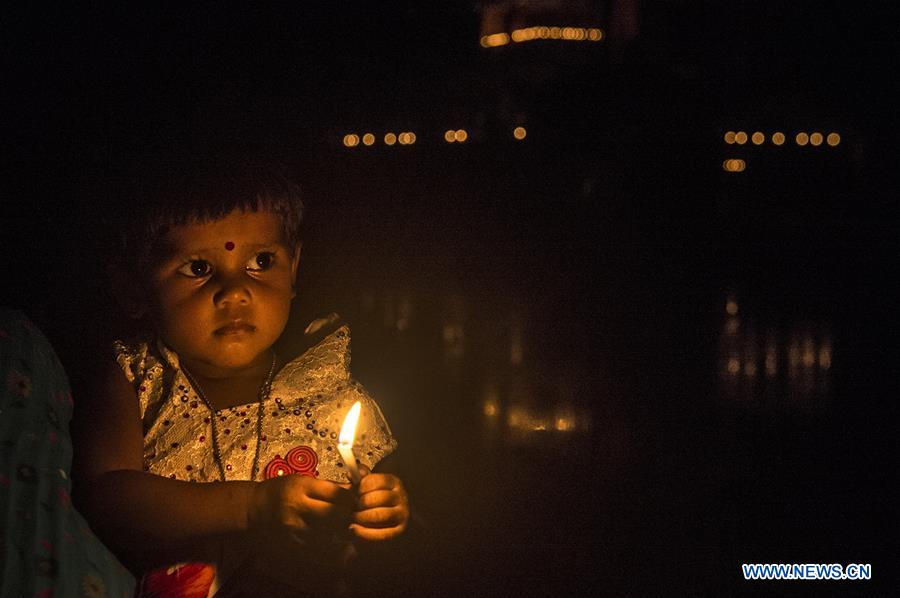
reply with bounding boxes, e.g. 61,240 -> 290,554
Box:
358,472 -> 402,493
300,495 -> 351,519
349,521 -> 408,541
352,505 -> 406,528
284,475 -> 353,505
356,489 -> 403,510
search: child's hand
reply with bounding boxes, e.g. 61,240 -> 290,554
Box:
250,474 -> 354,544
349,466 -> 410,541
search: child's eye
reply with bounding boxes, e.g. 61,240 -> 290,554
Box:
246,251 -> 276,272
177,259 -> 212,278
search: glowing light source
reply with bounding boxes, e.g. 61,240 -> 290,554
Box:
362,133 -> 375,146
727,357 -> 740,375
455,129 -> 468,142
723,158 -> 746,172
726,298 -> 739,316
801,337 -> 816,368
444,130 -> 456,143
722,128 -> 839,147
492,26 -> 603,46
343,134 -> 360,148
483,399 -> 499,417
338,401 -> 362,484
384,132 -> 397,146
513,126 -> 527,140
480,32 -> 510,48
398,132 -> 416,145
555,417 -> 574,431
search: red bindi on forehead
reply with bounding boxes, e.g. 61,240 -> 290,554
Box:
224,241 -> 235,251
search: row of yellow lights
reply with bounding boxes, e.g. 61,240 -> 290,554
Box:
724,131 -> 841,147
480,26 -> 603,48
343,132 -> 417,147
343,127 -> 528,147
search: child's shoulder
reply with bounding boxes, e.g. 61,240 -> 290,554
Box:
112,334 -> 175,384
274,313 -> 351,386
275,312 -> 345,361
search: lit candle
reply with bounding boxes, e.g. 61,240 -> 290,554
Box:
338,400 -> 362,484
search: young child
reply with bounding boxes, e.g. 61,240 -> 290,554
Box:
72,159 -> 410,597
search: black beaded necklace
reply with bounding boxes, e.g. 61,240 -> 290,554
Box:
180,351 -> 276,482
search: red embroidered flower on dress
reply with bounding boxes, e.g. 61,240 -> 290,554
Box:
285,446 -> 318,476
264,456 -> 291,479
263,445 -> 318,479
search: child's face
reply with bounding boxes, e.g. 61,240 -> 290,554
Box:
147,209 -> 300,377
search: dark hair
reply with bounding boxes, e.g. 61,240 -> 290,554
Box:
113,156 -> 304,278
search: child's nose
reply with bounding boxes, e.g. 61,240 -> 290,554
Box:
213,275 -> 251,307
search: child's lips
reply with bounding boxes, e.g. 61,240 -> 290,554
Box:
214,321 -> 256,336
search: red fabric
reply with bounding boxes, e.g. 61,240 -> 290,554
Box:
284,445 -> 318,476
137,563 -> 215,598
264,445 -> 318,479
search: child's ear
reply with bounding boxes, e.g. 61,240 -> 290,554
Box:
107,262 -> 148,320
290,243 -> 302,298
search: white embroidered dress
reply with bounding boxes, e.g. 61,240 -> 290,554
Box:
113,324 -> 397,595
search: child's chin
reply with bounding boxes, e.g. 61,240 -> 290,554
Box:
213,344 -> 270,368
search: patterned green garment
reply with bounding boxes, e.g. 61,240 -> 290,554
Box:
0,308 -> 135,598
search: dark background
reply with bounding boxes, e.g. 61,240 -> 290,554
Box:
2,2 -> 897,595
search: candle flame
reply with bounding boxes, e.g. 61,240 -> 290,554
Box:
339,401 -> 361,447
